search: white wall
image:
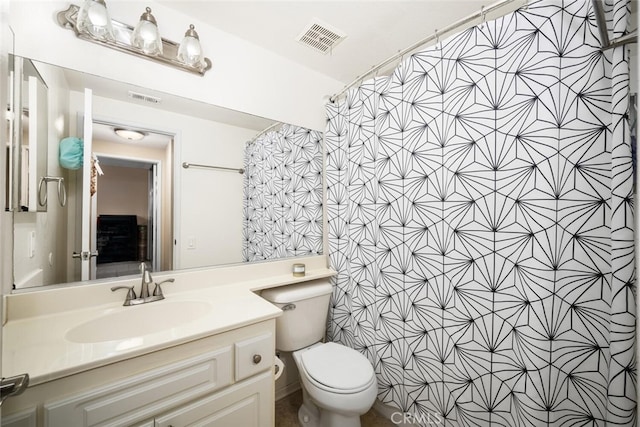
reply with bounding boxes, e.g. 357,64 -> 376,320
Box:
97,164 -> 149,222
9,1 -> 342,131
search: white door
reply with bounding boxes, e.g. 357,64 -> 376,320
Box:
80,88 -> 96,281
150,163 -> 161,271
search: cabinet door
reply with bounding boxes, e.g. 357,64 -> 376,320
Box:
235,332 -> 273,381
155,371 -> 273,427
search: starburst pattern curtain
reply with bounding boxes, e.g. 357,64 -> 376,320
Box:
243,124 -> 323,261
325,0 -> 636,425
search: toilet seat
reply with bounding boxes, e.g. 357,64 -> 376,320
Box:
299,342 -> 375,394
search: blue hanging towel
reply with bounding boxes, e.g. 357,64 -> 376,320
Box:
59,137 -> 84,170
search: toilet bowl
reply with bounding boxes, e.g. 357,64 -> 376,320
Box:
260,281 -> 378,427
293,342 -> 377,427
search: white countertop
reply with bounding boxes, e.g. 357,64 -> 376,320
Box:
3,258 -> 336,386
3,285 -> 281,386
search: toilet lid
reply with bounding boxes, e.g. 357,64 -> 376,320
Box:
300,343 -> 374,391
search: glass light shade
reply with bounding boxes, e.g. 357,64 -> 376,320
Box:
131,7 -> 163,55
177,24 -> 203,67
114,128 -> 146,140
76,0 -> 115,41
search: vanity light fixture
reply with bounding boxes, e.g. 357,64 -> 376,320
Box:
114,128 -> 146,141
57,3 -> 212,76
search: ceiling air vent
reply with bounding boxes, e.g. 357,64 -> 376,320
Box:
128,91 -> 161,105
296,19 -> 346,54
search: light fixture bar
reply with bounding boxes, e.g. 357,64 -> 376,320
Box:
57,4 -> 212,76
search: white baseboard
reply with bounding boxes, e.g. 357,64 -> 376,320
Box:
275,381 -> 301,401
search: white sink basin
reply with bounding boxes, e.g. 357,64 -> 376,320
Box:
65,300 -> 212,343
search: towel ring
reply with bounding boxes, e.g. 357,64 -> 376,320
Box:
38,176 -> 67,207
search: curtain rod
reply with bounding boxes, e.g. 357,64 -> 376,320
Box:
247,122 -> 283,145
328,0 -> 528,103
601,31 -> 637,51
182,162 -> 245,174
591,0 -> 637,50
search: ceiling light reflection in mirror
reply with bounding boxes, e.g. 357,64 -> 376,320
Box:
114,128 -> 146,140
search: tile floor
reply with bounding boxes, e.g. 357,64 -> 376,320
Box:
275,390 -> 395,426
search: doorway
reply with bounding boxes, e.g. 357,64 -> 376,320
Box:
90,120 -> 173,280
94,157 -> 158,278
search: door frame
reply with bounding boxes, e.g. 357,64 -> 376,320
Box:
93,153 -> 162,272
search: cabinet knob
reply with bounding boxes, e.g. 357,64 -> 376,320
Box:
253,354 -> 262,364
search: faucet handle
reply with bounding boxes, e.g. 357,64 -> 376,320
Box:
111,286 -> 137,306
152,278 -> 175,298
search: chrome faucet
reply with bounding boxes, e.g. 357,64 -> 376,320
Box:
111,262 -> 175,306
153,278 -> 175,298
139,262 -> 153,299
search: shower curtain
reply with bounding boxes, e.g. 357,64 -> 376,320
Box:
243,123 -> 323,262
325,0 -> 636,425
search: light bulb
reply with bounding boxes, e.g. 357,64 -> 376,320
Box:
76,0 -> 115,41
177,24 -> 203,67
132,7 -> 163,56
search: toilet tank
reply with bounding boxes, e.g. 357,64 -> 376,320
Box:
261,280 -> 333,351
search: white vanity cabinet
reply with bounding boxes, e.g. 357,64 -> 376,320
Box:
2,320 -> 276,427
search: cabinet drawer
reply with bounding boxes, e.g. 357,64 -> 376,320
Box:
235,333 -> 274,381
44,346 -> 232,427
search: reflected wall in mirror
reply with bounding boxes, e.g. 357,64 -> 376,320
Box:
10,56 -> 324,292
12,57 -> 68,289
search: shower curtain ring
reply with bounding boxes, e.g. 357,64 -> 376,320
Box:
480,6 -> 486,28
435,29 -> 440,50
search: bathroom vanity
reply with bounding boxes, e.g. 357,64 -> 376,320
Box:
4,321 -> 275,427
1,258 -> 336,427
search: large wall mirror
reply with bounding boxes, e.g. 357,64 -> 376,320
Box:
9,56 -> 324,292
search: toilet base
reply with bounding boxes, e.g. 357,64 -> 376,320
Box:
298,401 -> 320,426
297,388 -> 363,427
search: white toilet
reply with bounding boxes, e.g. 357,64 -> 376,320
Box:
261,280 -> 377,427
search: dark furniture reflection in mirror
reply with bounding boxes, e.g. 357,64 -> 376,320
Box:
97,215 -> 138,265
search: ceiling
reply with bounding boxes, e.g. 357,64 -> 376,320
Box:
158,1 -> 527,85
